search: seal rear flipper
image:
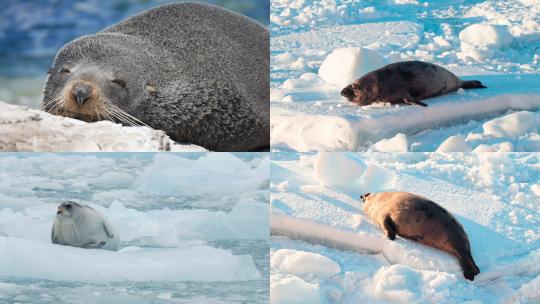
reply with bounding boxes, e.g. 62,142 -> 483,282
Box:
403,97 -> 428,107
458,253 -> 480,281
461,80 -> 487,89
383,215 -> 397,240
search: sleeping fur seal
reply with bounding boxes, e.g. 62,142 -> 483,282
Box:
341,61 -> 486,107
42,2 -> 269,151
361,191 -> 480,281
51,201 -> 120,251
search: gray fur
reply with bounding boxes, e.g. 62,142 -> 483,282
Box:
43,2 -> 269,151
341,61 -> 486,107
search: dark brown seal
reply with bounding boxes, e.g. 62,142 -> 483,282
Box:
361,191 -> 480,281
42,3 -> 269,152
341,61 -> 486,107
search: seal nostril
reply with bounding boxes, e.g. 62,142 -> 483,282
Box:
72,84 -> 92,105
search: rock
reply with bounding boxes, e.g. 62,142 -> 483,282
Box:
0,101 -> 206,152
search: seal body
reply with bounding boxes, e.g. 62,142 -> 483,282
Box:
361,191 -> 480,281
51,201 -> 120,251
341,61 -> 486,107
42,2 -> 269,151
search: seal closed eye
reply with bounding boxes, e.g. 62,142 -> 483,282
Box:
342,61 -> 486,107
42,2 -> 269,151
362,191 -> 480,281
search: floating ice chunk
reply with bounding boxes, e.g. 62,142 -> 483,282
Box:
483,111 -> 540,138
135,153 -> 266,195
436,135 -> 472,152
0,236 -> 259,282
271,275 -> 320,304
459,24 -> 513,48
319,47 -> 386,87
370,133 -> 409,152
271,249 -> 340,281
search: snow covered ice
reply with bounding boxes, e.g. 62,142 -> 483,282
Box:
0,152 -> 269,303
270,0 -> 540,152
270,152 -> 540,303
0,101 -> 206,152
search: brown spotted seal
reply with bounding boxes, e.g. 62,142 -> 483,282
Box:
341,61 -> 486,107
361,191 -> 480,281
42,2 -> 269,152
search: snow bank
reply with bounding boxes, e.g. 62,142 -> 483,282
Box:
0,101 -> 205,152
318,47 -> 386,87
0,236 -> 259,282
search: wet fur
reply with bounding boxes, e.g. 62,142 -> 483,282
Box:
43,3 -> 269,151
362,191 -> 480,281
341,61 -> 486,107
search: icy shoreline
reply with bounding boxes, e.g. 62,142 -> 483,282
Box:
0,101 -> 206,152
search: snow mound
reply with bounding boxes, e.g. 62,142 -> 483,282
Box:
314,152 -> 396,193
483,111 -> 540,137
318,47 -> 386,87
436,134 -> 472,152
0,101 -> 205,152
459,23 -> 513,48
314,152 -> 366,187
0,237 -> 259,282
271,275 -> 320,304
370,133 -> 409,152
271,249 -> 341,281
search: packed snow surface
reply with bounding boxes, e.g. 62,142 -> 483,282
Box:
0,153 -> 269,303
270,152 -> 540,303
271,0 -> 540,152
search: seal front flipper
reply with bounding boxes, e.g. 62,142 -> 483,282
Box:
102,220 -> 115,238
403,97 -> 428,107
383,215 -> 397,240
82,240 -> 106,249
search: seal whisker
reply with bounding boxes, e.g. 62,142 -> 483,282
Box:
107,107 -> 139,127
107,104 -> 150,127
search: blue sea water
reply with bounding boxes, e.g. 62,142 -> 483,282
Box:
0,0 -> 269,106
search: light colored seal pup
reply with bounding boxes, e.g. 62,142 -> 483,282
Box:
42,2 -> 269,151
51,201 -> 120,251
341,61 -> 486,107
361,191 -> 480,281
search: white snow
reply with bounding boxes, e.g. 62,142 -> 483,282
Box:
0,101 -> 206,152
319,47 -> 386,87
271,0 -> 540,152
270,152 -> 540,303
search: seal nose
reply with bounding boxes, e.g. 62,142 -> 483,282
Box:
57,207 -> 63,214
72,84 -> 92,105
